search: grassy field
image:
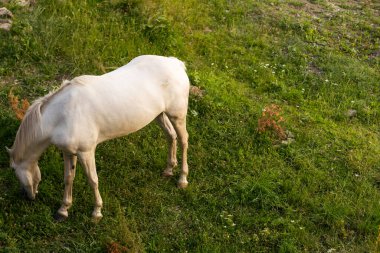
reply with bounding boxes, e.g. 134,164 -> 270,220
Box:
0,0 -> 379,252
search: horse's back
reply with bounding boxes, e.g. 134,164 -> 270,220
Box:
98,55 -> 190,117
103,55 -> 188,89
44,55 -> 189,152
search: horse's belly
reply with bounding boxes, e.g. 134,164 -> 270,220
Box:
96,109 -> 160,143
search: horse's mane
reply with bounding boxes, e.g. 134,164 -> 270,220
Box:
10,80 -> 72,163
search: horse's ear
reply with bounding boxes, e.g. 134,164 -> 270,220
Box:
5,146 -> 12,155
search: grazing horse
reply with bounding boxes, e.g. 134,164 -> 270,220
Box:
6,55 -> 190,220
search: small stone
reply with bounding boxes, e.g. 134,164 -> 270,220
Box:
285,130 -> 295,139
0,7 -> 13,18
281,138 -> 295,145
347,109 -> 357,118
0,7 -> 13,31
14,0 -> 33,6
204,27 -> 212,33
0,21 -> 12,31
280,130 -> 295,146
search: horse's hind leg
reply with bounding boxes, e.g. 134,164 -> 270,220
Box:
156,113 -> 178,177
56,153 -> 77,221
167,115 -> 189,189
78,149 -> 103,220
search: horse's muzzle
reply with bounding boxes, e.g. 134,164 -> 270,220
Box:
20,187 -> 36,201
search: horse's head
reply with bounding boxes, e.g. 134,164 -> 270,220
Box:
6,147 -> 41,200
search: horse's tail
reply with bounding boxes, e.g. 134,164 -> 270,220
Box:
169,57 -> 187,71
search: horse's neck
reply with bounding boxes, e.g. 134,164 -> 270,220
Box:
17,137 -> 50,164
13,97 -> 56,164
27,139 -> 50,162
13,125 -> 50,165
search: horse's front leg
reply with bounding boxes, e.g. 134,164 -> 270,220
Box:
56,153 -> 77,221
78,150 -> 103,220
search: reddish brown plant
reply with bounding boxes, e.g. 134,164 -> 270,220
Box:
257,104 -> 286,140
106,241 -> 129,253
8,89 -> 30,121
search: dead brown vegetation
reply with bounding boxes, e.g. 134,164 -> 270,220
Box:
257,104 -> 287,140
8,89 -> 30,120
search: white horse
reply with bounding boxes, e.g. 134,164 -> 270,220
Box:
6,55 -> 190,220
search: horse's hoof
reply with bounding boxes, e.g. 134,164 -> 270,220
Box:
92,211 -> 103,223
177,181 -> 188,189
54,212 -> 68,222
92,216 -> 102,223
162,170 -> 174,177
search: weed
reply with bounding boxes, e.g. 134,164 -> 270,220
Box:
106,241 -> 129,253
8,88 -> 29,120
257,104 -> 287,141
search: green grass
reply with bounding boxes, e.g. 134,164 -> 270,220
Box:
1,0 -> 380,252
